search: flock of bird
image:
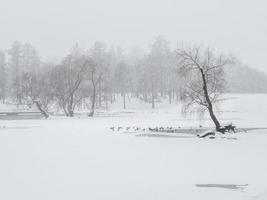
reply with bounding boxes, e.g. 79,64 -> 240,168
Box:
110,126 -> 185,133
110,126 -> 146,132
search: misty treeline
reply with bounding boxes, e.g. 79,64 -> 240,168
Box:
0,37 -> 266,118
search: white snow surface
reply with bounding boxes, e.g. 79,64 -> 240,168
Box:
0,94 -> 267,200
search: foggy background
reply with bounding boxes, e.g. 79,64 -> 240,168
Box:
0,0 -> 266,72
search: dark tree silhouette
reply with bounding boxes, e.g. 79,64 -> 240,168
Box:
177,46 -> 233,131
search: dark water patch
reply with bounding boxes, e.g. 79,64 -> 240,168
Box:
150,127 -> 267,135
221,137 -> 238,140
170,118 -> 241,122
195,184 -> 248,190
236,128 -> 267,133
0,126 -> 38,130
113,127 -> 267,136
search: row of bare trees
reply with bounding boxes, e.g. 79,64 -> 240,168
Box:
0,38 -> 234,130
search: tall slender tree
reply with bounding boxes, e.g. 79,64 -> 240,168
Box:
114,62 -> 131,109
8,41 -> 23,103
0,51 -> 6,102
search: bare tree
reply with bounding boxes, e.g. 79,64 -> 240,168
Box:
86,57 -> 102,117
20,72 -> 49,118
50,52 -> 88,117
8,41 -> 23,103
149,36 -> 172,97
113,62 -> 131,109
89,42 -> 109,108
0,51 -> 6,103
177,46 -> 233,131
21,43 -> 41,74
8,41 -> 41,104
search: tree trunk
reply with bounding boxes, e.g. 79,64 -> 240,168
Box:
176,90 -> 179,101
110,93 -> 113,104
123,93 -> 126,109
62,101 -> 69,117
105,94 -> 108,110
68,94 -> 74,117
89,84 -> 96,117
200,68 -> 221,131
160,89 -> 164,97
168,90 -> 172,104
98,81 -> 102,107
144,93 -> 148,102
151,92 -> 155,109
34,101 -> 49,119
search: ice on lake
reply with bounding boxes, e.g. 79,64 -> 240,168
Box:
0,94 -> 266,200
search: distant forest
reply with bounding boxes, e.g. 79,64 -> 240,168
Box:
0,37 -> 266,115
226,65 -> 267,93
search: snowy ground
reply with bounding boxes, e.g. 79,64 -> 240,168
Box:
0,94 -> 267,200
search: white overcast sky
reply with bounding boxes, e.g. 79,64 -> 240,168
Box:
0,0 -> 266,71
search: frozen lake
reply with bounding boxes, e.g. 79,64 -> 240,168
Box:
0,94 -> 266,200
